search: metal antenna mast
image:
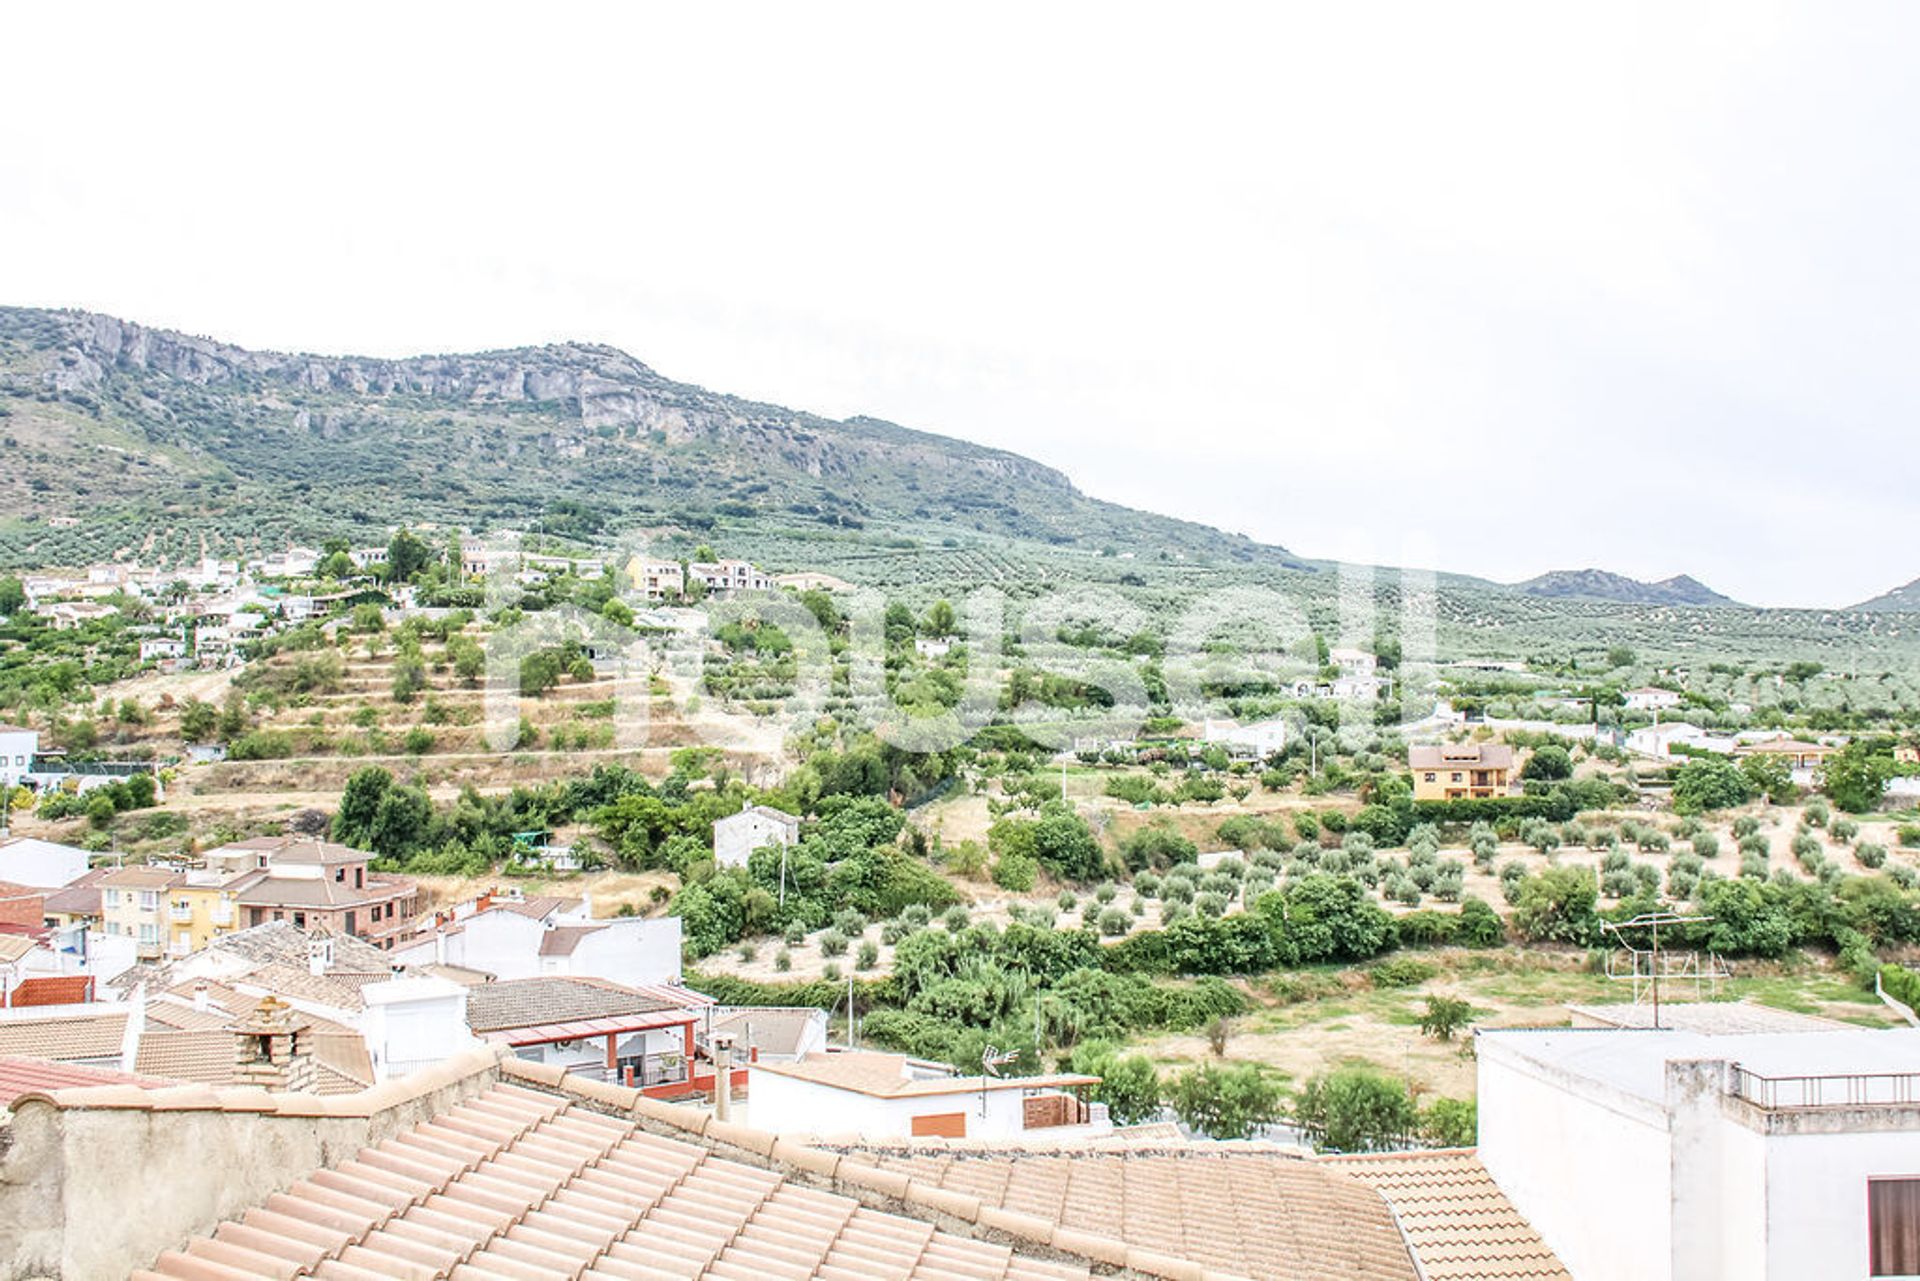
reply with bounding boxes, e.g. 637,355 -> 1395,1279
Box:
1601,911 -> 1711,1029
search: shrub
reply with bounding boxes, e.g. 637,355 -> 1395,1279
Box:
1369,956 -> 1436,988
1422,1097 -> 1477,1147
1693,833 -> 1720,859
1294,1069 -> 1420,1153
942,905 -> 971,932
1859,843 -> 1889,869
1419,994 -> 1473,1041
819,929 -> 849,957
822,962 -> 841,981
855,940 -> 879,970
991,852 -> 1037,892
783,923 -> 807,947
774,949 -> 792,972
1194,891 -> 1229,918
1169,1063 -> 1282,1140
1098,907 -> 1132,937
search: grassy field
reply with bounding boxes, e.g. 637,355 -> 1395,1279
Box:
1120,948 -> 1904,1105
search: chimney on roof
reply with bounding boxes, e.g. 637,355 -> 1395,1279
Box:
233,995 -> 314,1093
308,935 -> 333,977
192,981 -> 211,1012
712,1033 -> 735,1122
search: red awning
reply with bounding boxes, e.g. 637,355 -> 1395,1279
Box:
483,1010 -> 694,1047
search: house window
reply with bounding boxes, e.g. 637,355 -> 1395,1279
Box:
293,911 -> 306,929
104,889 -> 120,908
345,910 -> 357,935
355,868 -> 364,889
1450,773 -> 1463,783
1871,1179 -> 1920,1276
1423,773 -> 1436,783
138,891 -> 159,910
335,868 -> 345,882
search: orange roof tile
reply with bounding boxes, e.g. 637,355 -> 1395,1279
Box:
829,1141 -> 1419,1281
128,1079 -> 1095,1281
1322,1148 -> 1571,1280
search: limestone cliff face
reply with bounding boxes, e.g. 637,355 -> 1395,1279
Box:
30,309 -> 1077,496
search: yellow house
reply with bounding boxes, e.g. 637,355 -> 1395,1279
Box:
101,865 -> 249,958
162,870 -> 250,956
1409,742 -> 1517,801
99,866 -> 185,960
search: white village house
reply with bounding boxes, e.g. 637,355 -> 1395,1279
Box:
746,1049 -> 1107,1141
1478,1024 -> 1920,1281
712,805 -> 800,870
392,899 -> 682,987
1625,686 -> 1687,712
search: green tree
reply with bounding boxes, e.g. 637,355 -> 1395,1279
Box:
332,766 -> 394,848
1422,1097 -> 1477,1147
1293,1068 -> 1420,1153
1672,756 -> 1753,814
0,577 -> 24,615
923,599 -> 956,637
385,528 -> 435,582
1522,745 -> 1573,782
1167,1062 -> 1282,1139
1419,994 -> 1473,1041
1511,866 -> 1600,944
1824,742 -> 1895,814
1067,1044 -> 1162,1125
179,699 -> 217,742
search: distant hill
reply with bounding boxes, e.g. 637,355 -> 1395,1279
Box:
0,306 -> 1303,570
1850,577 -> 1920,612
1514,569 -> 1739,608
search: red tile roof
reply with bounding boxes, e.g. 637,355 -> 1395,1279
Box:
0,1055 -> 168,1107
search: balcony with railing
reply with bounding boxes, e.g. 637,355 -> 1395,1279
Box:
169,904 -> 193,924
1731,1067 -> 1920,1111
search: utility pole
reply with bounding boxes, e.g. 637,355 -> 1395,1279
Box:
846,970 -> 856,1049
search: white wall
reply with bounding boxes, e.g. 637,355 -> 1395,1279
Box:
713,812 -> 795,869
745,1069 -> 1061,1140
1763,1128 -> 1920,1280
359,977 -> 476,1080
0,838 -> 87,890
1478,1038 -> 1674,1281
393,910 -> 682,986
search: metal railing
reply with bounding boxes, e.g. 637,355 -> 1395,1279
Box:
1731,1068 -> 1920,1110
565,1054 -> 690,1090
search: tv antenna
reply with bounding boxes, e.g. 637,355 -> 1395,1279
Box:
1600,911 -> 1724,1029
981,1044 -> 1018,1116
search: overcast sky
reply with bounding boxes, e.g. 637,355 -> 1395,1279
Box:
2,3 -> 1915,608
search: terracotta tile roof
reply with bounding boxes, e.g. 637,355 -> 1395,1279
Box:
496,894 -> 583,919
234,872 -> 410,909
98,865 -> 187,890
828,1142 -> 1419,1281
0,1055 -> 168,1107
0,935 -> 35,963
132,1028 -> 374,1096
0,1009 -> 127,1062
464,976 -> 678,1034
537,923 -> 605,956
756,1049 -> 1101,1099
1323,1149 -> 1571,1280
42,866 -> 110,916
1409,742 -> 1515,770
709,1006 -> 822,1059
130,1077 -> 1096,1281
